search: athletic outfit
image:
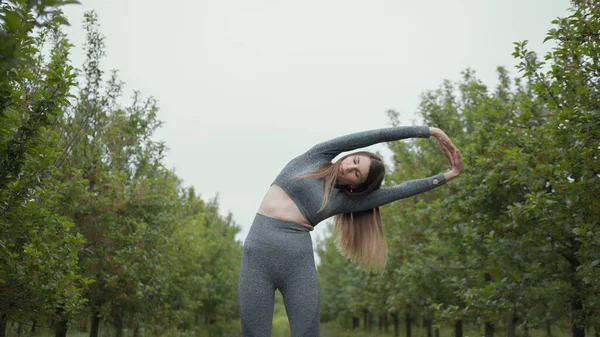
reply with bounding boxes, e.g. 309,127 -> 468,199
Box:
238,126 -> 447,337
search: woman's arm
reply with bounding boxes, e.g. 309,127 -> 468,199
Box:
306,126 -> 431,158
344,132 -> 463,212
345,173 -> 447,212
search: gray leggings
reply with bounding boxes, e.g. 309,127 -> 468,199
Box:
238,213 -> 320,337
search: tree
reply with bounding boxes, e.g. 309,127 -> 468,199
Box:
0,2 -> 85,336
317,2 -> 600,336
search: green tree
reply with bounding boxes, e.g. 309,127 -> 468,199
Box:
508,0 -> 600,334
53,11 -> 245,337
161,193 -> 242,336
318,2 -> 600,337
52,11 -> 181,337
0,2 -> 85,336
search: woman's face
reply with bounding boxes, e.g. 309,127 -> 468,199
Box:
337,154 -> 371,187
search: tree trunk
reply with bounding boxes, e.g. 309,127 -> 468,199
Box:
483,274 -> 494,337
435,327 -> 440,337
90,311 -> 101,337
392,313 -> 400,337
31,320 -> 37,333
546,321 -> 552,337
379,314 -> 384,332
455,319 -> 463,337
519,313 -> 530,337
115,324 -> 122,337
0,313 -> 7,337
485,322 -> 495,337
567,242 -> 585,337
54,306 -> 68,337
384,314 -> 389,333
571,286 -> 585,337
352,316 -> 359,330
364,310 -> 369,331
406,311 -> 412,337
54,318 -> 68,337
506,313 -> 516,337
115,309 -> 123,337
424,317 -> 433,337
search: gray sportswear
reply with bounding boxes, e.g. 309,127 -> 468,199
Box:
239,214 -> 319,337
238,126 -> 447,337
272,125 -> 446,226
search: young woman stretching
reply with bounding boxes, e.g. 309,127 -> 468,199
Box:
238,126 -> 463,337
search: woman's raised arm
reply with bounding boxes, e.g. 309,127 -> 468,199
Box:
307,126 -> 431,159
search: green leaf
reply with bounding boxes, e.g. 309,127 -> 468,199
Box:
53,15 -> 69,26
4,11 -> 21,32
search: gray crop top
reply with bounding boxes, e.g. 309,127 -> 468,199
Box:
272,126 -> 447,227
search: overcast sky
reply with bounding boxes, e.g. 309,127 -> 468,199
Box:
62,0 -> 570,256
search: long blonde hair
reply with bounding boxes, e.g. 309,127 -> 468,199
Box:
300,151 -> 388,271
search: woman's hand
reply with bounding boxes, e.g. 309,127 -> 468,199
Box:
443,147 -> 463,181
430,127 -> 463,181
430,127 -> 454,149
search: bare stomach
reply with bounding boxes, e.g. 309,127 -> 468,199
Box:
257,184 -> 314,230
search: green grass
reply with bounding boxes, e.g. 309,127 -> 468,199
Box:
272,290 -> 292,337
320,321 -> 573,337
4,306 -> 576,337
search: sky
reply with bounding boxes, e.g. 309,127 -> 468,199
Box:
61,0 -> 571,258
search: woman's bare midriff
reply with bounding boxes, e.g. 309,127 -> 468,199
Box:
257,184 -> 314,230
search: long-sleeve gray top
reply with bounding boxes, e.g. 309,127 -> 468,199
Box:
272,126 -> 447,227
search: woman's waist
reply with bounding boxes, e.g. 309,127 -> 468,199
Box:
257,185 -> 314,230
256,211 -> 313,231
245,213 -> 314,250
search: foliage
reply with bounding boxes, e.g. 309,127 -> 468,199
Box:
51,11 -> 243,336
1,6 -> 243,337
0,0 -> 86,329
317,1 -> 600,336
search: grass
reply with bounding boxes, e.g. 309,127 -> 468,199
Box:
319,322 -> 573,337
272,290 -> 292,337
4,300 -> 577,337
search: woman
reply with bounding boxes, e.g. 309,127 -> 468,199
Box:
238,125 -> 463,337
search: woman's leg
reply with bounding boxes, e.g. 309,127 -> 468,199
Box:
279,244 -> 320,336
239,214 -> 319,337
238,240 -> 276,337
